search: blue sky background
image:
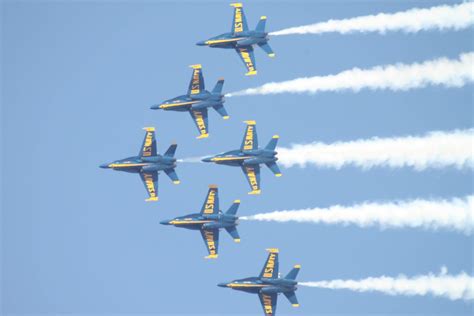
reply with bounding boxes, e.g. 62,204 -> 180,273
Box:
1,0 -> 472,315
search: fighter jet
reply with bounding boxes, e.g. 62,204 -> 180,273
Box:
160,185 -> 240,259
150,64 -> 228,139
218,248 -> 301,316
202,120 -> 281,195
100,127 -> 179,201
196,3 -> 274,76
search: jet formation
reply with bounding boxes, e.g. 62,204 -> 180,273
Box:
219,248 -> 301,316
202,120 -> 281,194
160,185 -> 240,259
197,3 -> 275,76
151,64 -> 228,139
100,127 -> 179,201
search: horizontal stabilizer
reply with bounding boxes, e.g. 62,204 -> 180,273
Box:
284,291 -> 299,307
164,168 -> 180,184
164,144 -> 177,158
265,161 -> 282,177
225,226 -> 240,242
226,200 -> 240,215
285,265 -> 301,280
213,104 -> 229,119
258,42 -> 275,58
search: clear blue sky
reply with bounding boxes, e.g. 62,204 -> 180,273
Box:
1,0 -> 472,315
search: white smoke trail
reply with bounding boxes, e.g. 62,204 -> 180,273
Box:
300,267 -> 474,301
270,2 -> 474,36
225,52 -> 474,97
241,196 -> 474,234
277,129 -> 474,170
177,157 -> 204,163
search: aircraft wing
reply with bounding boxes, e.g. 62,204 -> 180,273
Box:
139,171 -> 158,202
235,46 -> 257,76
230,3 -> 248,34
258,292 -> 278,316
188,64 -> 205,95
241,164 -> 261,194
241,120 -> 258,151
200,185 -> 219,215
200,228 -> 219,259
189,108 -> 209,139
259,248 -> 279,278
140,127 -> 157,157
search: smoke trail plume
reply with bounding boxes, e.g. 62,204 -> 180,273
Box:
270,3 -> 474,36
225,52 -> 474,97
300,267 -> 474,301
277,129 -> 474,170
241,196 -> 474,234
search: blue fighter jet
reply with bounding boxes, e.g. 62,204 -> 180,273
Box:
160,185 -> 240,259
218,248 -> 301,316
196,3 -> 275,76
151,64 -> 228,139
202,121 -> 281,195
100,127 -> 179,201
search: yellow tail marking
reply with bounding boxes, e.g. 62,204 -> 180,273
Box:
205,254 -> 218,259
189,64 -> 202,69
197,133 -> 209,139
230,3 -> 242,7
245,70 -> 257,76
223,116 -> 230,120
292,304 -> 300,307
266,248 -> 279,253
173,180 -> 180,184
248,190 -> 261,195
143,127 -> 155,132
294,264 -> 301,269
234,239 -> 241,243
145,197 -> 158,202
233,199 -> 241,203
268,53 -> 276,58
244,120 -> 256,125
275,173 -> 282,177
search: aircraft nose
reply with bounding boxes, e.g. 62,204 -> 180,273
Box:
99,163 -> 110,169
160,220 -> 171,225
201,157 -> 213,163
217,282 -> 228,288
150,104 -> 161,110
196,40 -> 207,46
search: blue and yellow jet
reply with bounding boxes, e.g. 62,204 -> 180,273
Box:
202,121 -> 281,195
196,3 -> 275,76
151,64 -> 228,139
100,127 -> 179,201
160,185 -> 240,259
218,248 -> 301,316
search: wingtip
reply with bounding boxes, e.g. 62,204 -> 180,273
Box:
266,248 -> 279,253
245,70 -> 257,76
268,53 -> 276,58
272,135 -> 279,139
209,184 -> 218,189
234,239 -> 241,243
275,173 -> 282,177
260,16 -> 267,20
189,64 -> 202,69
205,254 -> 218,259
218,77 -> 225,81
143,127 -> 155,132
292,304 -> 300,307
173,180 -> 180,185
233,199 -> 241,204
248,190 -> 261,195
197,133 -> 209,139
294,264 -> 301,269
145,197 -> 159,202
230,2 -> 242,7
223,116 -> 230,120
243,120 -> 256,125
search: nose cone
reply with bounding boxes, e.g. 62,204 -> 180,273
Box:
99,163 -> 110,169
202,156 -> 213,163
196,40 -> 207,46
217,282 -> 228,288
160,220 -> 171,225
150,104 -> 162,110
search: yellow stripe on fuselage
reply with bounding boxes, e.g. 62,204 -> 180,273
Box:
109,163 -> 148,168
205,37 -> 244,45
169,220 -> 213,225
211,156 -> 251,162
160,101 -> 200,109
227,283 -> 269,288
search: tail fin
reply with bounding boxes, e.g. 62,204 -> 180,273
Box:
164,144 -> 177,158
285,265 -> 301,280
283,291 -> 299,307
265,135 -> 279,151
212,78 -> 225,95
256,16 -> 267,33
225,226 -> 240,243
226,199 -> 240,215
